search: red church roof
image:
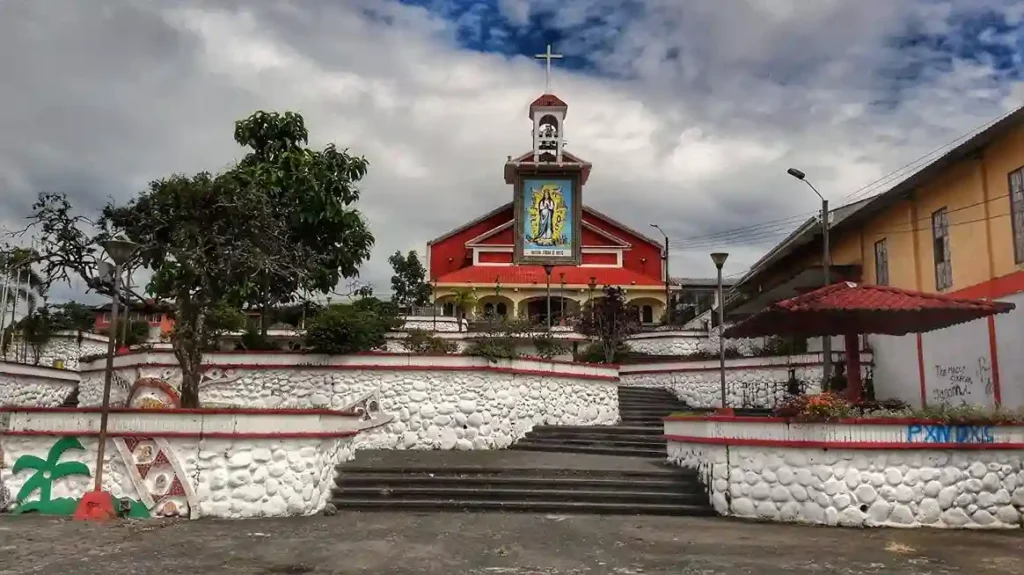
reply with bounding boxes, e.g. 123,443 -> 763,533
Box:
530,93 -> 568,112
435,265 -> 663,287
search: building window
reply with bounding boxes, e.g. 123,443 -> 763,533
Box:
1010,167 -> 1024,264
874,239 -> 889,286
102,313 -> 111,322
932,208 -> 953,291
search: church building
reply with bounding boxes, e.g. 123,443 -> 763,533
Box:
426,49 -> 670,325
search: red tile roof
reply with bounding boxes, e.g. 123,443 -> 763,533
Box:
435,265 -> 663,287
530,94 -> 568,115
725,282 -> 1015,338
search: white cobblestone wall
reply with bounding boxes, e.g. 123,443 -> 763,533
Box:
626,329 -> 766,357
1,434 -> 354,519
0,362 -> 79,406
669,441 -> 1024,529
78,353 -> 621,450
37,332 -> 108,371
618,354 -> 864,408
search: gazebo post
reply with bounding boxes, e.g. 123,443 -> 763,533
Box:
844,333 -> 862,403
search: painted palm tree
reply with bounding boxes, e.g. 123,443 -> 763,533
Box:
12,436 -> 90,513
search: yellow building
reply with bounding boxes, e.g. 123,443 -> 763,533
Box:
729,106 -> 1024,313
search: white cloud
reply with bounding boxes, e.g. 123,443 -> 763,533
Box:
1,0 -> 1022,304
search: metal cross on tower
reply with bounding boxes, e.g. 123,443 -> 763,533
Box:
534,44 -> 564,94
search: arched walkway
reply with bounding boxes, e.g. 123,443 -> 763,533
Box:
517,296 -> 580,326
627,296 -> 664,326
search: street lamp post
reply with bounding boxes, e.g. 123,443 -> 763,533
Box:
76,235 -> 138,521
787,168 -> 832,388
711,252 -> 729,409
543,265 -> 554,329
559,273 -> 566,325
650,224 -> 671,325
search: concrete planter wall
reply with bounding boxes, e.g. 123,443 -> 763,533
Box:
0,407 -> 360,519
76,352 -> 620,450
620,353 -> 873,409
664,415 -> 1024,529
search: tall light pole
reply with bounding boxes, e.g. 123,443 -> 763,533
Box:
787,168 -> 832,388
77,235 -> 137,521
543,264 -> 554,329
711,253 -> 729,409
650,223 -> 671,325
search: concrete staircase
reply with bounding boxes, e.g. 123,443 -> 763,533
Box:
509,386 -> 688,458
331,450 -> 714,516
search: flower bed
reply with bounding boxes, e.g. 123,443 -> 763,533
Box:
664,413 -> 1024,529
0,407 -> 360,519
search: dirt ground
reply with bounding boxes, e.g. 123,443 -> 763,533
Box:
0,512 -> 1021,575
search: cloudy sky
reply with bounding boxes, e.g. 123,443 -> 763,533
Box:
2,0 -> 1023,304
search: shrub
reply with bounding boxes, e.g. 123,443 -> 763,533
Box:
304,302 -> 397,354
464,338 -> 518,362
239,327 -> 282,351
531,332 -> 569,360
773,393 -> 854,421
98,320 -> 152,347
576,342 -> 631,364
402,329 -> 457,355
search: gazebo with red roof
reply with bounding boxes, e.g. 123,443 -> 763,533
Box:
723,282 -> 1015,402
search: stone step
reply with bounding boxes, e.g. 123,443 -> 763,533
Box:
617,389 -> 676,398
530,425 -> 663,435
515,437 -> 666,450
618,408 -> 680,415
330,498 -> 717,516
510,442 -> 667,458
333,486 -> 704,504
336,473 -> 696,489
336,464 -> 689,479
523,429 -> 665,442
617,400 -> 688,406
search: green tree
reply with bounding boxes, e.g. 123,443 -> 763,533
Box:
26,112 -> 375,408
388,250 -> 432,311
575,286 -> 640,363
230,111 -> 375,336
304,298 -> 401,354
449,288 -> 477,333
12,436 -> 90,512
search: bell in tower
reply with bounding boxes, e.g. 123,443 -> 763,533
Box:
530,95 -> 567,163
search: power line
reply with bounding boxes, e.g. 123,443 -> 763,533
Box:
672,193 -> 1012,250
843,105 -> 1022,204
667,104 -> 1023,248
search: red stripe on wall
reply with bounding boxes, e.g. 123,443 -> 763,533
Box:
987,315 -> 1002,406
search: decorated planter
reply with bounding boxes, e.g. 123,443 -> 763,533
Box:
0,407 -> 360,519
76,352 -> 621,450
664,415 -> 1024,529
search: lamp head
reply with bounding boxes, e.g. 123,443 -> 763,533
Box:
100,235 -> 138,266
588,276 -> 597,289
787,168 -> 806,180
710,252 -> 729,269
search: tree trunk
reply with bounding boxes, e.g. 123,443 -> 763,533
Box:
172,298 -> 206,408
259,270 -> 270,338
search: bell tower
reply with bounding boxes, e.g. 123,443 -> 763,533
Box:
531,95 -> 567,163
531,45 -> 567,163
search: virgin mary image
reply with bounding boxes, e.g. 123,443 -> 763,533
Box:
537,189 -> 556,241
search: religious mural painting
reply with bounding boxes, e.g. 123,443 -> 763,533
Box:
514,173 -> 582,266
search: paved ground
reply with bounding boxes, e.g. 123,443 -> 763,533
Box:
1,513 -> 1021,574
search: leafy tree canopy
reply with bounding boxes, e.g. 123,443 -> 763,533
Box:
388,250 -> 431,310
229,111 -> 375,334
25,110 -> 376,407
